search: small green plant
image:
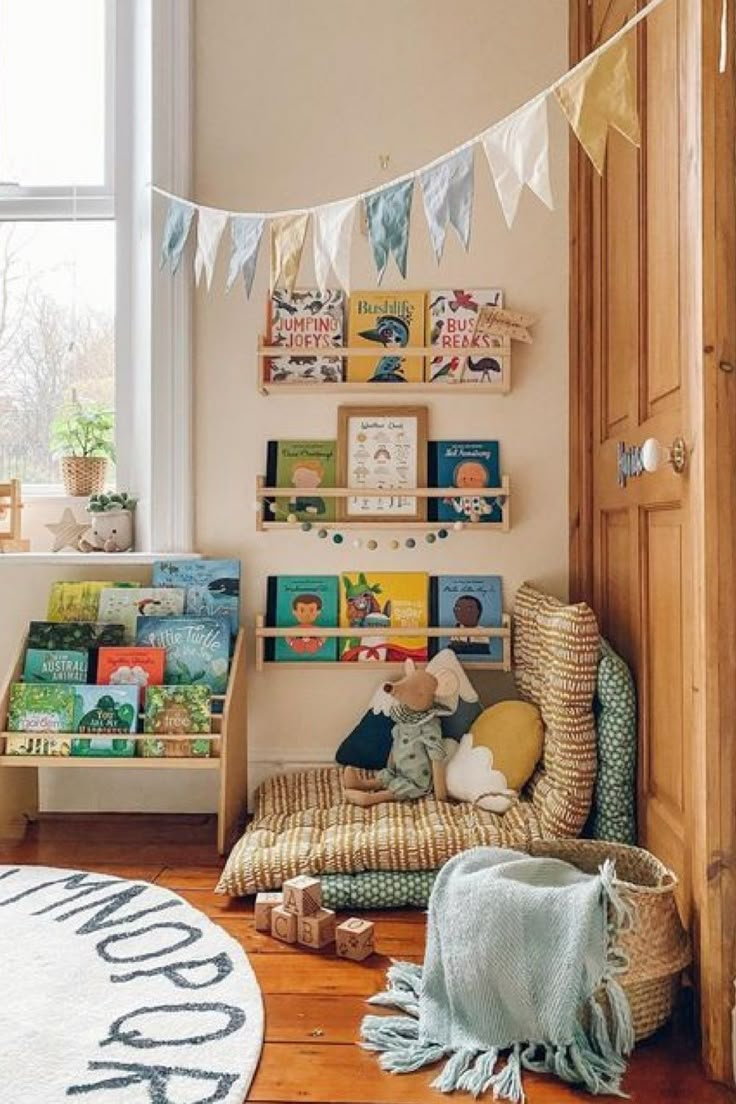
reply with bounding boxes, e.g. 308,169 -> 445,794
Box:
87,492 -> 137,514
51,402 -> 115,460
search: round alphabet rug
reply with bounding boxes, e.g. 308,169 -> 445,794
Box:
0,866 -> 263,1103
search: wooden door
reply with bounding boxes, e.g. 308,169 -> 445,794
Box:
570,0 -> 736,1083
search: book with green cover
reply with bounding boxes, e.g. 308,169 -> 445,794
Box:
28,621 -> 126,651
266,575 -> 339,662
135,616 -> 230,693
265,440 -> 337,522
23,649 -> 88,684
47,582 -> 138,622
7,684 -> 75,733
5,734 -> 73,756
71,736 -> 137,758
72,686 -> 138,734
143,685 -> 211,735
140,737 -> 211,758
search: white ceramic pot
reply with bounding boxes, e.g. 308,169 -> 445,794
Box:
86,508 -> 135,553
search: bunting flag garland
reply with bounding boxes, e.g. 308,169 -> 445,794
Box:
554,39 -> 640,175
482,97 -> 554,228
194,206 -> 229,288
227,215 -> 265,295
270,212 -> 310,292
419,146 -> 474,261
160,199 -> 195,274
364,179 -> 414,282
313,198 -> 357,292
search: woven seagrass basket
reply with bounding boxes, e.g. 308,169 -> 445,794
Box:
528,839 -> 691,1042
61,456 -> 107,497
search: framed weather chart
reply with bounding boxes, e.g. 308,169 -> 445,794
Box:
337,405 -> 428,522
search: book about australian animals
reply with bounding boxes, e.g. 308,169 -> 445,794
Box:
430,575 -> 504,663
153,559 -> 241,638
72,686 -> 138,734
428,440 -> 502,524
339,572 -> 428,663
98,587 -> 186,643
23,649 -> 88,684
265,441 -> 337,523
347,291 -> 425,383
97,647 -> 166,706
28,621 -> 126,651
135,616 -> 230,694
266,576 -> 339,663
427,289 -> 505,382
144,686 -> 212,736
47,581 -> 139,623
7,684 -> 75,733
266,289 -> 345,383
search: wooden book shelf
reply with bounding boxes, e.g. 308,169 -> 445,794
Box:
0,630 -> 249,855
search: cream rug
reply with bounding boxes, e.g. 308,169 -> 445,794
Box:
0,865 -> 263,1103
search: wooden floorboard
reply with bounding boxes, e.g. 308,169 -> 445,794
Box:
1,813 -> 733,1103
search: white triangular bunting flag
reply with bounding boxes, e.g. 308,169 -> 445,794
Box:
313,198 -> 357,292
194,206 -> 229,289
482,97 -> 554,228
419,147 -> 474,262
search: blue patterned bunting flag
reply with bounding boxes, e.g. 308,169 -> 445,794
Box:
364,179 -> 414,282
160,199 -> 196,274
419,147 -> 474,262
227,215 -> 265,295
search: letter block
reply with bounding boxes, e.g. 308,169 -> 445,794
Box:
254,892 -> 283,932
282,874 -> 322,916
271,904 -> 298,944
297,907 -> 336,949
336,917 -> 375,961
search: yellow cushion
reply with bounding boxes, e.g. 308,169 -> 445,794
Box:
469,701 -> 544,791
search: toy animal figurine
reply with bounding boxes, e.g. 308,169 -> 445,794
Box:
343,660 -> 453,807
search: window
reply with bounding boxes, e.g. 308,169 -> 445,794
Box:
0,0 -> 115,488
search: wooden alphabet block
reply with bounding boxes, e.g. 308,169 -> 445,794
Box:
297,907 -> 336,949
336,917 -> 375,961
282,874 -> 322,916
270,904 -> 298,944
254,892 -> 283,932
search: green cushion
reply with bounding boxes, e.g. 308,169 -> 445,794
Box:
591,639 -> 637,844
321,869 -> 437,910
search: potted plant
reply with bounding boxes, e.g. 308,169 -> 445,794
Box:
51,401 -> 115,496
82,492 -> 138,553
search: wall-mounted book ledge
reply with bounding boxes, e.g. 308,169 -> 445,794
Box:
255,475 -> 511,532
254,614 -> 512,673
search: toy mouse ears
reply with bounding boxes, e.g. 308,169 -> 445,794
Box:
433,666 -> 460,704
403,658 -> 416,676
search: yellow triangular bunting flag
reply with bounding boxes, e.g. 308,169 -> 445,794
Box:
270,212 -> 309,291
554,38 -> 640,174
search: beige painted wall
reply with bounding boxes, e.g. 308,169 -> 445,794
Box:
0,0 -> 569,812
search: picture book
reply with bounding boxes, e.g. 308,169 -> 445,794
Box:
426,289 -> 505,382
152,559 -> 241,638
23,649 -> 88,684
428,441 -> 502,524
144,686 -> 212,735
70,737 -> 137,758
4,734 -> 72,756
96,647 -> 166,705
140,737 -> 211,758
339,572 -> 428,663
135,616 -> 230,693
47,581 -> 138,623
7,684 -> 75,733
72,686 -> 138,734
28,621 -> 126,651
98,587 -> 186,643
266,576 -> 339,662
265,441 -> 337,523
347,291 -> 425,383
265,288 -> 345,383
431,575 -> 504,663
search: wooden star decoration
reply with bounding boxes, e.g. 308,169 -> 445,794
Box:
45,507 -> 89,552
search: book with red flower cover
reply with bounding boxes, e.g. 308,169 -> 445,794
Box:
96,647 -> 166,706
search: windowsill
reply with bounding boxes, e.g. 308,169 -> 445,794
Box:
0,552 -> 202,565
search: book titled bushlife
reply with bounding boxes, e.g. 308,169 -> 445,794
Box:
98,587 -> 186,644
426,289 -> 505,382
47,581 -> 139,623
266,576 -> 339,662
73,686 -> 138,734
153,559 -> 241,638
144,685 -> 212,735
135,616 -> 230,693
347,291 -> 425,383
265,289 -> 345,383
431,575 -> 503,663
96,646 -> 166,706
428,440 -> 502,524
7,684 -> 75,733
339,572 -> 428,663
23,649 -> 88,684
265,441 -> 337,523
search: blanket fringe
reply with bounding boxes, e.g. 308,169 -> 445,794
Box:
430,1048 -> 478,1093
456,1049 -> 499,1097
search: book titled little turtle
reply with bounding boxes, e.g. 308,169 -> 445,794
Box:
135,616 -> 230,693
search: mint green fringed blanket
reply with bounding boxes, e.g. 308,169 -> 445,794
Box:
361,847 -> 634,1100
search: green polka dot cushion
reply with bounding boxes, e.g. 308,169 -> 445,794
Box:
321,870 -> 437,910
591,639 -> 637,844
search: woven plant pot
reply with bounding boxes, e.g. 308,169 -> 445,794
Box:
61,456 -> 107,497
528,839 -> 691,1041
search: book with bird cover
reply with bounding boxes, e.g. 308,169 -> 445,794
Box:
427,440 -> 503,524
23,649 -> 88,684
47,581 -> 139,623
426,289 -> 506,382
266,575 -> 339,662
98,587 -> 186,644
430,575 -> 504,663
135,616 -> 231,693
265,441 -> 337,523
265,289 -> 345,383
339,571 -> 428,662
152,559 -> 241,638
347,291 -> 425,383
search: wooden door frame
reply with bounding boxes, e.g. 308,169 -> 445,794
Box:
568,0 -> 736,1082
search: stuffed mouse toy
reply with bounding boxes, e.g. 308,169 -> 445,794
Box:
343,659 -> 453,806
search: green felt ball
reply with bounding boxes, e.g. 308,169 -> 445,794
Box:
333,533 -> 344,544
405,538 -> 416,549
438,529 -> 449,539
426,533 -> 436,544
301,521 -> 312,532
